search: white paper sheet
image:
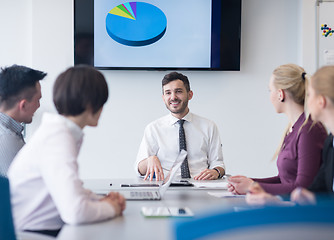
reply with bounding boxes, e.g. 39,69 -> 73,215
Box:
191,181 -> 228,189
208,191 -> 245,198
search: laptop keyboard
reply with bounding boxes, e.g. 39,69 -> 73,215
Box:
130,191 -> 159,199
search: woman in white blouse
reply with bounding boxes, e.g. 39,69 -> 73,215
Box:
8,65 -> 126,237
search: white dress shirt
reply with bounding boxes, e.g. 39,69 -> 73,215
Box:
8,113 -> 115,231
135,112 -> 225,178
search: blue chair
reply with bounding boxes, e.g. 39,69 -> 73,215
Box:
173,202 -> 334,240
0,176 -> 16,240
0,176 -> 55,240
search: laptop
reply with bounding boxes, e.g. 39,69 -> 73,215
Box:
120,150 -> 187,200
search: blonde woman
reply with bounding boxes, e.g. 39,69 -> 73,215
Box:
228,64 -> 328,195
247,65 -> 334,205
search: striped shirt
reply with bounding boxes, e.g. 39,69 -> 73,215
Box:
0,112 -> 25,177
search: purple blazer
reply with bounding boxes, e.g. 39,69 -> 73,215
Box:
253,113 -> 328,195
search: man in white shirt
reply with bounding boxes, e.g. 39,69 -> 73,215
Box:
135,72 -> 225,181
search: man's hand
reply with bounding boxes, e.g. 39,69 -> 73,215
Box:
194,169 -> 219,180
227,175 -> 254,195
144,156 -> 164,181
101,192 -> 126,216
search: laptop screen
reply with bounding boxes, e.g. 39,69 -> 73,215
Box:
158,150 -> 187,196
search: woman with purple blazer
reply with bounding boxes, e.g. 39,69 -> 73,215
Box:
228,64 -> 328,195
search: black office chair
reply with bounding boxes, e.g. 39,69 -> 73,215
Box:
173,202 -> 334,240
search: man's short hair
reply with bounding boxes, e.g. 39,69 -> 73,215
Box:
0,65 -> 47,110
162,72 -> 191,92
53,65 -> 108,116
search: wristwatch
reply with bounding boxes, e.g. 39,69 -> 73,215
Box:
213,167 -> 222,179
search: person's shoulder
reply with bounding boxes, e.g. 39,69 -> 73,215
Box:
0,119 -> 16,135
0,133 -> 21,151
323,134 -> 333,148
41,113 -> 71,130
144,114 -> 170,130
0,124 -> 21,143
299,117 -> 328,140
34,113 -> 76,143
305,118 -> 327,134
148,114 -> 169,125
190,113 -> 217,126
0,124 -> 13,136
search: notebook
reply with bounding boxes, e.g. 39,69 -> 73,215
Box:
120,150 -> 187,200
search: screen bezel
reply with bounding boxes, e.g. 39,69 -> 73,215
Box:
74,0 -> 241,71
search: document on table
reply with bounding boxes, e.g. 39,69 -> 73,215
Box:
208,191 -> 245,198
191,181 -> 228,189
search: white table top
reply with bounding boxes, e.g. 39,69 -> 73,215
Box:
56,178 -> 246,240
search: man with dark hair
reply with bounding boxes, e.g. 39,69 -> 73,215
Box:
135,72 -> 225,181
0,65 -> 46,177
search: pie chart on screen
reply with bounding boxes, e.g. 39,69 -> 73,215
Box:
106,2 -> 167,47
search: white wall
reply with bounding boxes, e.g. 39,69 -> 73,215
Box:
0,0 -> 318,179
0,0 -> 32,67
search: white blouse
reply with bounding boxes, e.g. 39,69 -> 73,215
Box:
8,113 -> 115,231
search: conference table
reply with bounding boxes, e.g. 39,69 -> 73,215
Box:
56,178 -> 247,240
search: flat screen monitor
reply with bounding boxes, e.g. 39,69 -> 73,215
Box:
74,0 -> 242,71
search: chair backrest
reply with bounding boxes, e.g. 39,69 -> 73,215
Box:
173,202 -> 334,240
0,176 -> 16,240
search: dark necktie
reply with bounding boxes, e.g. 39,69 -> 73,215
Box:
178,120 -> 191,178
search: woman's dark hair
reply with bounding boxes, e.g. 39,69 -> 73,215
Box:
53,65 -> 108,116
